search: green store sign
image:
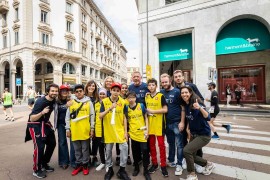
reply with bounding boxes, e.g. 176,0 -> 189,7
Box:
216,19 -> 270,55
159,34 -> 192,62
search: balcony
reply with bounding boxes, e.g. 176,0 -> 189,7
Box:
100,62 -> 114,73
0,0 -> 9,14
33,42 -> 82,60
95,32 -> 101,40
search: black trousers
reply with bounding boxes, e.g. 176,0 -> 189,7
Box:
131,139 -> 149,169
91,137 -> 105,164
29,125 -> 56,171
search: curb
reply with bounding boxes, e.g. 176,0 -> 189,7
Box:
219,112 -> 270,118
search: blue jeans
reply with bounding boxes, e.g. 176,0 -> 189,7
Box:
166,122 -> 184,166
57,124 -> 76,167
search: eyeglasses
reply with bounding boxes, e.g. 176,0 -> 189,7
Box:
75,90 -> 83,93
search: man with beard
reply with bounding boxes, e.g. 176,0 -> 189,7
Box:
128,71 -> 149,106
160,73 -> 185,176
26,84 -> 59,179
173,70 -> 204,174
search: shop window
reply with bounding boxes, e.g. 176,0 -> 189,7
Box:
219,66 -> 265,102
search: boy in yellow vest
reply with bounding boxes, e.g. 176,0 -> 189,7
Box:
65,84 -> 95,176
99,82 -> 130,180
145,78 -> 168,177
125,91 -> 151,180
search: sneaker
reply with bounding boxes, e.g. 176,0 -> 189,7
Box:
5,116 -> 9,121
33,170 -> 46,179
96,163 -> 105,171
182,159 -> 187,169
104,167 -> 114,180
117,169 -> 131,180
127,156 -> 132,165
115,156 -> 120,166
202,162 -> 215,175
144,170 -> 151,180
42,164 -> 54,172
11,117 -> 15,122
167,161 -> 176,168
194,164 -> 204,174
175,165 -> 183,176
211,135 -> 220,140
132,165 -> 140,176
186,174 -> 198,180
148,164 -> 158,174
92,156 -> 99,167
161,166 -> 168,177
71,165 -> 83,176
226,124 -> 231,133
83,164 -> 89,175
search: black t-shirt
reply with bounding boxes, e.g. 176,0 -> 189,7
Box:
210,90 -> 219,111
29,96 -> 55,122
57,99 -> 67,125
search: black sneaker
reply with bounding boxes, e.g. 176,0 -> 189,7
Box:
132,165 -> 140,176
104,167 -> 114,180
161,166 -> 168,177
92,156 -> 99,167
42,164 -> 54,172
127,156 -> 132,165
148,164 -> 158,174
117,169 -> 131,180
33,170 -> 46,179
144,170 -> 152,180
115,156 -> 120,166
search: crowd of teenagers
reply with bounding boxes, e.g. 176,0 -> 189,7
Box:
24,70 -> 231,180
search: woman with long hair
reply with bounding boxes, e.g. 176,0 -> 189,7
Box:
180,86 -> 215,180
103,76 -> 114,97
54,84 -> 75,169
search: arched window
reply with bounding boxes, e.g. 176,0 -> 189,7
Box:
62,62 -> 75,74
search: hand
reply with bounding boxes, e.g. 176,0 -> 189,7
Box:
42,106 -> 50,115
110,102 -> 117,110
193,99 -> 200,109
205,98 -> 209,102
90,129 -> 94,138
66,131 -> 71,138
147,109 -> 153,114
144,130 -> 149,140
178,122 -> 184,132
124,133 -> 129,142
66,100 -> 73,107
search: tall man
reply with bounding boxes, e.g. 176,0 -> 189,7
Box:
26,84 -> 59,179
128,71 -> 149,106
160,73 -> 185,176
2,88 -> 15,121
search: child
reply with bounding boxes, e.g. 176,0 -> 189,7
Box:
92,88 -> 107,171
125,91 -> 151,180
145,78 -> 168,177
65,84 -> 95,176
99,82 -> 130,180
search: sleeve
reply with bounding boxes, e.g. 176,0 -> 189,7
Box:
65,107 -> 71,130
100,101 -> 105,113
89,101 -> 95,129
124,105 -> 128,119
210,91 -> 218,104
161,95 -> 167,106
30,98 -> 43,115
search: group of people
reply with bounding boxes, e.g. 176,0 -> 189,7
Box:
24,70 -> 231,180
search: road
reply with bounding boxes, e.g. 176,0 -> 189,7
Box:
0,108 -> 270,180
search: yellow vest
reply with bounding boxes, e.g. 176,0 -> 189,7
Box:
94,101 -> 102,137
145,93 -> 166,136
69,100 -> 90,141
102,97 -> 126,143
127,103 -> 146,142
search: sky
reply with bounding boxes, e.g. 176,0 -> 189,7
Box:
93,0 -> 140,67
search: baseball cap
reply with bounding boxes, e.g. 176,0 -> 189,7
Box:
60,84 -> 69,90
111,82 -> 121,90
207,82 -> 216,88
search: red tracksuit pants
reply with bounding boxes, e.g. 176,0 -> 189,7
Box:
149,135 -> 166,167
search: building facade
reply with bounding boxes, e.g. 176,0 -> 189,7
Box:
136,0 -> 270,103
0,0 -> 127,98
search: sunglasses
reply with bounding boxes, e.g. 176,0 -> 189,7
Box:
75,90 -> 83,93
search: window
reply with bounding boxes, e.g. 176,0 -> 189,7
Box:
81,65 -> 86,76
46,62 -> 53,73
15,8 -> 19,21
41,10 -> 48,23
82,29 -> 86,39
82,47 -> 86,56
3,35 -> 7,48
2,13 -> 7,26
82,0 -> 86,6
82,13 -> 86,23
35,64 -> 42,75
90,68 -> 94,77
15,31 -> 19,45
66,20 -> 72,32
42,33 -> 49,45
67,41 -> 73,51
95,70 -> 99,79
62,63 -> 75,74
66,2 -> 72,13
165,0 -> 183,5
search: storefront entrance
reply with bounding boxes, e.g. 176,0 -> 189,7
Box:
218,65 -> 265,103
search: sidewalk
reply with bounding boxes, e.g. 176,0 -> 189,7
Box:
220,103 -> 270,112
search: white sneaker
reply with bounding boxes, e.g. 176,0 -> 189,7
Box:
96,163 -> 105,171
195,163 -> 204,174
186,174 -> 198,180
182,159 -> 187,169
202,162 -> 215,175
175,165 -> 183,176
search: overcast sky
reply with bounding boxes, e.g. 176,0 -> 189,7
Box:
93,0 -> 140,67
